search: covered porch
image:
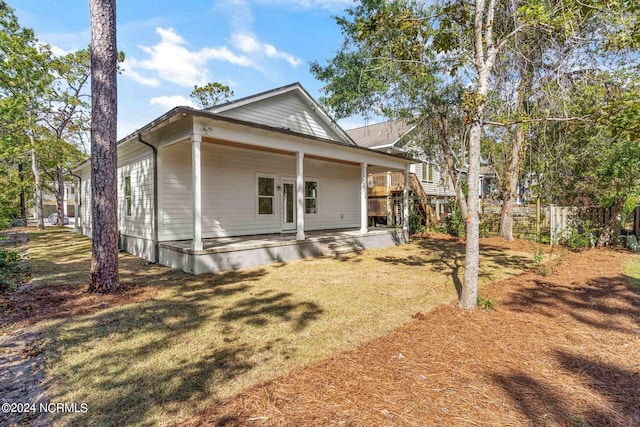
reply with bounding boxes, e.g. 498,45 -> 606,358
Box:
158,227 -> 408,274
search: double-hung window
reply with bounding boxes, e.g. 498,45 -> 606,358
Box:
124,176 -> 132,216
422,163 -> 434,183
257,175 -> 275,215
304,180 -> 318,214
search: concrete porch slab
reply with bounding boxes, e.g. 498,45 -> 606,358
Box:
158,228 -> 408,274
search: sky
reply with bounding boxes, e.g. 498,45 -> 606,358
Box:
11,0 -> 369,139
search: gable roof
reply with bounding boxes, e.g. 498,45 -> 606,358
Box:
346,120 -> 415,149
206,82 -> 356,146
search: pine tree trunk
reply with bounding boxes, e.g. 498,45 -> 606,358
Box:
56,165 -> 65,227
498,127 -> 524,241
596,202 -> 623,248
29,136 -> 44,230
89,0 -> 119,293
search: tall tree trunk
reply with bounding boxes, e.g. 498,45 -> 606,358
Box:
29,135 -> 44,230
56,164 -> 65,226
18,163 -> 27,225
89,0 -> 119,293
460,118 -> 482,309
596,200 -> 624,248
498,126 -> 524,241
442,140 -> 469,219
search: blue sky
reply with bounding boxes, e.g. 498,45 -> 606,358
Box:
12,0 -> 368,139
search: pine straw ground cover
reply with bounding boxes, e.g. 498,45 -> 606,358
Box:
182,249 -> 640,427
1,229 -> 535,426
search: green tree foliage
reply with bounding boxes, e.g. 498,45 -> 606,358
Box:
190,82 -> 234,109
546,71 -> 640,246
0,1 -> 54,229
0,3 -> 90,229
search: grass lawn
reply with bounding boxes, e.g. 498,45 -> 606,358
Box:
622,252 -> 640,292
26,229 -> 534,426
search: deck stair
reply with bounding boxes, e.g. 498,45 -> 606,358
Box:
322,240 -> 364,258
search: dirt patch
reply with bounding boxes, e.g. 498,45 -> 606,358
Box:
182,249 -> 640,426
1,282 -> 158,330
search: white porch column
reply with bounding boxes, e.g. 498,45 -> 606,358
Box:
403,165 -> 410,231
63,185 -> 68,216
192,133 -> 203,251
296,151 -> 305,241
73,181 -> 78,229
360,162 -> 368,234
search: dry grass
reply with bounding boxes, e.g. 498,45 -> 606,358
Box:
183,249 -> 640,427
15,229 -> 534,426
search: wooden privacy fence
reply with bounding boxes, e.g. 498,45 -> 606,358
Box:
549,205 -> 619,242
480,203 -> 550,239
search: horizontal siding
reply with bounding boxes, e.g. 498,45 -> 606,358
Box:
303,159 -> 360,230
159,141 -> 193,240
414,163 -> 456,197
117,142 -> 154,240
159,141 -> 361,241
218,92 -> 342,141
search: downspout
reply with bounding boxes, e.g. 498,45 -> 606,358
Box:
137,134 -> 159,263
68,171 -> 82,231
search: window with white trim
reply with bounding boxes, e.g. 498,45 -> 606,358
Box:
304,180 -> 318,214
421,163 -> 434,182
124,175 -> 132,216
257,175 -> 275,215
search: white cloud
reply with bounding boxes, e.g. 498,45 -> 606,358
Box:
121,58 -> 161,87
150,95 -> 196,110
124,27 -> 252,88
231,33 -> 301,67
49,44 -> 69,57
256,0 -> 354,12
215,0 -> 254,32
123,26 -> 299,88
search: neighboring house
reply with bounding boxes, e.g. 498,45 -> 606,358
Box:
37,182 -> 76,218
347,120 -> 456,221
71,83 -> 413,274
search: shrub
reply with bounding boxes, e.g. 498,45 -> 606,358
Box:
409,213 -> 424,234
477,295 -> 495,310
0,247 -> 22,292
558,219 -> 596,251
444,202 -> 465,237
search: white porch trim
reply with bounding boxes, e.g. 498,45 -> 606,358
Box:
296,151 -> 305,240
192,133 -> 203,251
360,162 -> 368,234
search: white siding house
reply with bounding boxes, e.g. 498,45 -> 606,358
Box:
347,120 -> 456,219
347,121 -> 456,199
71,83 -> 413,274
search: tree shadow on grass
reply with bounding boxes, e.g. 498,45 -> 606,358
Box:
220,290 -> 323,331
39,265 -> 325,426
374,238 -> 531,299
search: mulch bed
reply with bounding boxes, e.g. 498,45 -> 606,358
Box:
1,282 -> 158,330
181,247 -> 640,426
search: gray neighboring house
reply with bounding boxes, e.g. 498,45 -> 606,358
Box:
70,83 -> 413,274
347,120 -> 456,220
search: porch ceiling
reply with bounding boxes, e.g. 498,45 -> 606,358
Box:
202,136 -> 406,170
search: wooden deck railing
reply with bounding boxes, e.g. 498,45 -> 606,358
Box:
367,171 -> 405,197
